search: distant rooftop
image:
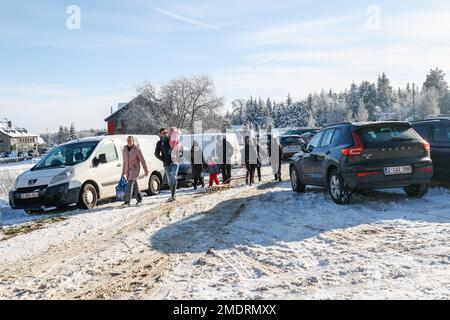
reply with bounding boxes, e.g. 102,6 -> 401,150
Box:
0,121 -> 38,138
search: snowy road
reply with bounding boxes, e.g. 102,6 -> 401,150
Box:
0,166 -> 449,299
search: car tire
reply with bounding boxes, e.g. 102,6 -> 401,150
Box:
404,184 -> 428,198
147,174 -> 161,196
78,183 -> 98,209
328,169 -> 351,205
290,166 -> 306,192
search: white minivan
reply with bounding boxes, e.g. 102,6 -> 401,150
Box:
9,135 -> 164,213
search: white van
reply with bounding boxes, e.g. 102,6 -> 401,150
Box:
9,135 -> 164,213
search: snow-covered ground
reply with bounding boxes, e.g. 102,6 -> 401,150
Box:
0,166 -> 449,299
0,162 -> 36,225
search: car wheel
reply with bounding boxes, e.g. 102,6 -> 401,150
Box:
147,174 -> 161,196
404,184 -> 428,198
290,166 -> 306,192
328,169 -> 351,205
78,183 -> 98,209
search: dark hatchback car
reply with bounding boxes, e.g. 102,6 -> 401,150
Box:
412,119 -> 450,182
289,122 -> 433,204
284,128 -> 320,136
299,130 -> 320,145
280,135 -> 306,160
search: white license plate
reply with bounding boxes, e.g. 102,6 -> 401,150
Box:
19,192 -> 39,199
383,166 -> 412,176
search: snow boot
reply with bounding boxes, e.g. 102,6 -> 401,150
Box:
136,193 -> 143,205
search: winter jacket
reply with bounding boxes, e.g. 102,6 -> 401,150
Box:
207,161 -> 221,174
190,145 -> 205,178
216,138 -> 234,165
122,145 -> 149,181
242,143 -> 258,165
155,137 -> 173,167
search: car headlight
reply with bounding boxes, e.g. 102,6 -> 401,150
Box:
50,168 -> 74,185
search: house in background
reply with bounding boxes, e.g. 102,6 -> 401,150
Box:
104,102 -> 132,135
0,120 -> 43,153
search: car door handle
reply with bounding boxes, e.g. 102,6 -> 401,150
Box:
325,151 -> 331,155
116,164 -> 122,167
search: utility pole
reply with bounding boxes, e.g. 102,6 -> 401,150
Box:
412,83 -> 416,121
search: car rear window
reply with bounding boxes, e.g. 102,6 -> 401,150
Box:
434,124 -> 450,142
281,136 -> 304,146
357,125 -> 420,144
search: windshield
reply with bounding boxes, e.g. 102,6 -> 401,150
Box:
357,125 -> 419,145
34,141 -> 99,169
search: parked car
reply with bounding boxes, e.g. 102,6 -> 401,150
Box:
299,130 -> 320,145
280,135 -> 306,160
289,121 -> 433,204
412,119 -> 449,182
161,162 -> 193,189
284,127 -> 320,136
9,135 -> 164,213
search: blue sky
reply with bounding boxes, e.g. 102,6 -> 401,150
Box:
1,0 -> 450,133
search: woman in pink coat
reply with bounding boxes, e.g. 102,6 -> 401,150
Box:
122,136 -> 149,206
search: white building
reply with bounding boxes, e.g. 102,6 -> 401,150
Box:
0,120 -> 43,153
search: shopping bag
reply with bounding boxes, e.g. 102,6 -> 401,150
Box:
116,176 -> 128,202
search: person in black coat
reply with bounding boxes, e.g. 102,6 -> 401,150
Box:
190,140 -> 205,189
216,135 -> 234,184
255,134 -> 263,182
243,136 -> 258,186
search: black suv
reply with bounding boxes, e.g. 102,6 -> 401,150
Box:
289,122 -> 433,204
412,119 -> 450,182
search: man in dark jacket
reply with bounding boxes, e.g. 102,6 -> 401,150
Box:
216,135 -> 234,184
155,128 -> 177,201
243,136 -> 258,186
190,140 -> 205,189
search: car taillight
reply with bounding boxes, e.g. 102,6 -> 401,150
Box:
341,132 -> 364,156
411,128 -> 430,153
422,140 -> 430,152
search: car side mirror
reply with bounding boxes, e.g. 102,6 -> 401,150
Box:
306,145 -> 314,153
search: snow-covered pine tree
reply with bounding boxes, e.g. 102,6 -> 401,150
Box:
57,126 -> 65,145
346,83 -> 360,118
69,123 -> 77,141
376,73 -> 395,113
359,81 -> 377,120
418,87 -> 440,119
423,68 -> 450,115
354,98 -> 369,122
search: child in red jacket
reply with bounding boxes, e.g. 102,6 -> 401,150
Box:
207,159 -> 220,187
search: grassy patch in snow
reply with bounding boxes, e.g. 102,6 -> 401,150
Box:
0,216 -> 67,241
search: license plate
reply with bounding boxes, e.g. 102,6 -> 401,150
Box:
383,166 -> 412,176
19,192 -> 39,199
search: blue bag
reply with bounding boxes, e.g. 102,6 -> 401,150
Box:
116,176 -> 128,202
